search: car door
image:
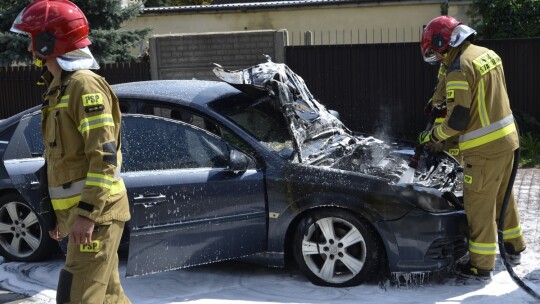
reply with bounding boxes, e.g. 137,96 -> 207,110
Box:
122,114 -> 267,277
2,112 -> 45,207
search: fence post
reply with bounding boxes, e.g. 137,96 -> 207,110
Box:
304,31 -> 314,46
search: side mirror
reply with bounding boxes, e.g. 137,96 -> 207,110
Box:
228,149 -> 250,172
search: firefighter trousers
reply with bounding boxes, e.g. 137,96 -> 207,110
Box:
463,151 -> 526,270
56,220 -> 131,304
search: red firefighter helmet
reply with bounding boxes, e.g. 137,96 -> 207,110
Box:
11,0 -> 91,59
421,16 -> 461,64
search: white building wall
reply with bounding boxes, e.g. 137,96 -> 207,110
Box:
124,1 -> 472,46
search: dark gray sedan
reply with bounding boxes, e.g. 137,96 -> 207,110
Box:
0,61 -> 467,287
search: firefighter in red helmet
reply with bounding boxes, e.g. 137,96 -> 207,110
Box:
11,1 -> 131,302
418,15 -> 526,280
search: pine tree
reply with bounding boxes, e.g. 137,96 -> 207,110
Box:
0,0 -> 151,66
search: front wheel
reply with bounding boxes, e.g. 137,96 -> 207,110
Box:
0,193 -> 55,262
293,208 -> 382,287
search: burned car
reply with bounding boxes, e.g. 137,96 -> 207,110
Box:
0,60 -> 466,287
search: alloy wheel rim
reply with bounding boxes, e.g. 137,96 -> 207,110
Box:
0,201 -> 42,258
301,216 -> 366,284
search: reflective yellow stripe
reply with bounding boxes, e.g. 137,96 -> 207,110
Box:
45,96 -> 70,112
50,179 -> 125,210
503,225 -> 523,240
51,195 -> 81,210
459,123 -> 516,151
435,125 -> 451,140
477,79 -> 490,127
469,240 -> 497,255
78,114 -> 114,133
446,81 -> 469,90
437,65 -> 446,79
435,117 -> 445,124
473,50 -> 502,76
86,172 -> 114,189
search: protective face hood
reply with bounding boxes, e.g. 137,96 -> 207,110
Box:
56,46 -> 99,71
449,24 -> 477,48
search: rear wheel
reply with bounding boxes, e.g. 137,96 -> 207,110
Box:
0,193 -> 54,261
293,208 -> 382,287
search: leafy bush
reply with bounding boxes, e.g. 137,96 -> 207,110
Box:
519,132 -> 540,168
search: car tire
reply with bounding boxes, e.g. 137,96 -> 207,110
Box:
0,193 -> 55,262
293,208 -> 382,287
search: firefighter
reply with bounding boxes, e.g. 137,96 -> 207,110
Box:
418,16 -> 526,280
11,0 -> 131,302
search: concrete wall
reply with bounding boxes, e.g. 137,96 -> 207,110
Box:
149,29 -> 287,80
124,1 -> 472,46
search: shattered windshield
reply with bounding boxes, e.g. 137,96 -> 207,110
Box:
213,60 -> 347,163
211,94 -> 295,158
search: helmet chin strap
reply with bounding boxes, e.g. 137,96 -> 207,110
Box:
33,57 -> 45,67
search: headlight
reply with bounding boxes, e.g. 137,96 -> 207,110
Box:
392,184 -> 457,213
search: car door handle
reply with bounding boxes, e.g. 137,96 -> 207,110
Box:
133,193 -> 166,206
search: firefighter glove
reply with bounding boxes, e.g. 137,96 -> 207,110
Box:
39,196 -> 57,232
418,130 -> 433,145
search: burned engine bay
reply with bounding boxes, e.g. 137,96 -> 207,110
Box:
213,58 -> 463,194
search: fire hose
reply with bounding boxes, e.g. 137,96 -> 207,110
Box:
498,124 -> 540,300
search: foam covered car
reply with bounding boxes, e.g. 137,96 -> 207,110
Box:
0,60 -> 467,287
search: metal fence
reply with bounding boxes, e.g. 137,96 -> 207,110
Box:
1,38 -> 538,141
0,61 -> 151,118
285,38 -> 540,140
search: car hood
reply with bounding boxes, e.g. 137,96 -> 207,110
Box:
213,59 -> 462,193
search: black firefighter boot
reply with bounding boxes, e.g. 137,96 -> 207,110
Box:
455,262 -> 492,281
504,243 -> 522,267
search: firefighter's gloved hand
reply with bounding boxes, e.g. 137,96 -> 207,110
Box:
39,196 -> 57,232
427,141 -> 444,153
418,130 -> 433,145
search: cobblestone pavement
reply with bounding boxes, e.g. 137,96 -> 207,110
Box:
512,169 -> 540,279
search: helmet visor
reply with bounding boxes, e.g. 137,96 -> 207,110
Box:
10,8 -> 27,34
423,48 -> 439,65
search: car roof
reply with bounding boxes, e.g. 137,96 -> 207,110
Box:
111,80 -> 243,107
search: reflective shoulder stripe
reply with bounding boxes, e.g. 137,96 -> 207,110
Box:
459,115 -> 516,150
51,195 -> 81,210
446,81 -> 469,90
503,225 -> 523,240
78,114 -> 115,133
469,240 -> 497,255
473,50 -> 502,76
434,117 -> 445,124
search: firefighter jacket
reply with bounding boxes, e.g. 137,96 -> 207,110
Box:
41,69 -> 130,237
430,41 -> 519,157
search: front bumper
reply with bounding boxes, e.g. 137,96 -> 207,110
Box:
374,208 -> 468,273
